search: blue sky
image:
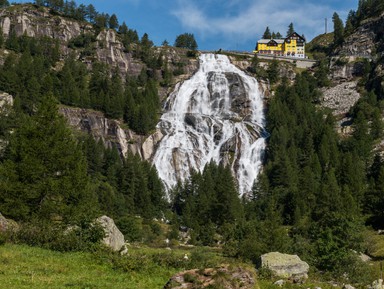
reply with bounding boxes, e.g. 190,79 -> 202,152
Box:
17,0 -> 358,51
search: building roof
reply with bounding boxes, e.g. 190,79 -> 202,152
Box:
257,32 -> 306,44
258,39 -> 285,44
286,32 -> 306,42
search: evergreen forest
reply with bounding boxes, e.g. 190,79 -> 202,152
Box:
0,0 -> 383,286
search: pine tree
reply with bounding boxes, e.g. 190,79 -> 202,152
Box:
332,12 -> 344,46
109,14 -> 119,30
262,26 -> 271,39
174,33 -> 198,50
0,96 -> 96,222
286,23 -> 294,37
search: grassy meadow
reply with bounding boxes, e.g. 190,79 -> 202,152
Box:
0,244 -> 181,289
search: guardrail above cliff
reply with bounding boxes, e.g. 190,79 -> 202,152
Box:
200,50 -> 318,69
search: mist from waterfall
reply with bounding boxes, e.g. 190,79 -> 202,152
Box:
152,53 -> 266,196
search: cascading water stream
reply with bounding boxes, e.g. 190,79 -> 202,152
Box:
152,53 -> 266,196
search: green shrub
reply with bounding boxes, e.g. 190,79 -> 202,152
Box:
0,232 -> 7,246
257,266 -> 274,280
186,50 -> 197,58
189,248 -> 217,269
111,253 -> 152,272
116,216 -> 144,242
68,33 -> 96,49
151,252 -> 187,268
15,220 -> 104,252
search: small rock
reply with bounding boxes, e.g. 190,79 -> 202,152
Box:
274,280 -> 285,286
370,279 -> 384,289
343,284 -> 355,289
120,244 -> 129,255
359,252 -> 371,262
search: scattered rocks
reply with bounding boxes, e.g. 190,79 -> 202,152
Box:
95,215 -> 126,252
260,252 -> 309,282
321,81 -> 361,116
164,265 -> 256,289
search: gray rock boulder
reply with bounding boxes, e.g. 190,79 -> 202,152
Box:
370,279 -> 384,289
95,215 -> 125,252
260,252 -> 309,281
0,212 -> 18,233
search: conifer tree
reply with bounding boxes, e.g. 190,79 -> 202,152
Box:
0,96 -> 96,222
262,26 -> 271,39
109,14 -> 119,30
332,12 -> 344,46
286,22 -> 294,37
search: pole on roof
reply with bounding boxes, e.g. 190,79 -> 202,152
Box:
325,18 -> 327,34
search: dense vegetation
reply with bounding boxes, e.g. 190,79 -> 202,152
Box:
0,1 -> 170,252
0,0 -> 383,286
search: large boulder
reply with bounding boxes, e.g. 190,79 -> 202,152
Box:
260,252 -> 309,281
95,216 -> 125,252
0,212 -> 19,233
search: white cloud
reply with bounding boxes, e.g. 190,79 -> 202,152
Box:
172,0 -> 349,45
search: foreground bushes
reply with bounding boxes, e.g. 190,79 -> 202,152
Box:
13,220 -> 104,252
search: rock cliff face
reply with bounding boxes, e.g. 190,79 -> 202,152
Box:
338,12 -> 384,57
0,4 -> 92,52
60,107 -> 165,160
0,4 -> 199,86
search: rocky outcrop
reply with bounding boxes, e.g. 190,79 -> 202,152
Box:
60,106 -> 132,157
0,4 -> 92,49
321,81 -> 361,115
330,58 -> 365,81
95,29 -> 144,76
60,106 -> 164,160
141,129 -> 164,160
260,252 -> 309,282
164,265 -> 256,289
226,72 -> 250,117
0,4 -> 199,86
338,12 -> 384,57
95,215 -> 125,252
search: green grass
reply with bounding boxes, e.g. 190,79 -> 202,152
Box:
0,244 -> 179,289
365,230 -> 384,259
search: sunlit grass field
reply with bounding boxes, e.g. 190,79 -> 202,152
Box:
0,244 -> 181,289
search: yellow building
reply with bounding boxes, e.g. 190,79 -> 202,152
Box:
254,32 -> 306,58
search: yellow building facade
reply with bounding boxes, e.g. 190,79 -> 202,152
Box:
254,32 -> 306,58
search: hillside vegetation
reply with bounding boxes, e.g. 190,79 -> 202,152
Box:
0,0 -> 384,288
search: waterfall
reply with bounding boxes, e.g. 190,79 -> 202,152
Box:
152,53 -> 266,196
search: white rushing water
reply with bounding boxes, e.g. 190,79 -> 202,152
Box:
152,53 -> 266,196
